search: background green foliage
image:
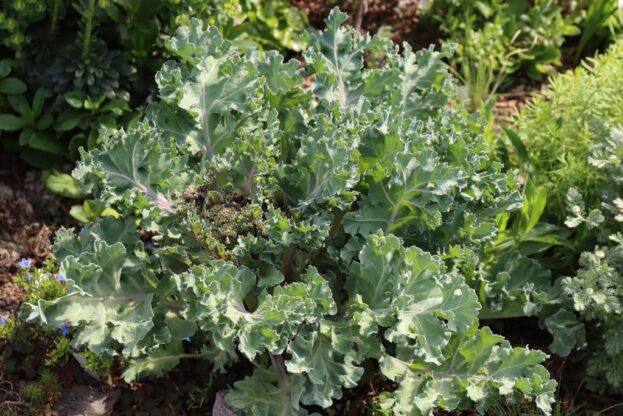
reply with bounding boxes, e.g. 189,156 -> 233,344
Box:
428,0 -> 623,112
0,0 -> 308,169
431,0 -> 578,111
572,0 -> 623,60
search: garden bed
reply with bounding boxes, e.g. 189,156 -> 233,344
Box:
2,1 -> 623,415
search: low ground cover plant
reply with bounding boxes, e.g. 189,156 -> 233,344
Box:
20,11 -> 557,415
561,125 -> 623,393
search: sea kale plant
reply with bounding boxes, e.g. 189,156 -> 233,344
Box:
22,11 -> 556,415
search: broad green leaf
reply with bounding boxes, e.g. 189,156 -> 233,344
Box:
23,237 -> 156,355
481,252 -> 551,314
0,114 -> 27,131
344,151 -> 466,236
69,205 -> 90,223
74,125 -> 192,213
123,342 -> 186,383
123,314 -> 197,382
8,94 -> 31,117
26,132 -> 67,156
286,327 -> 363,407
176,264 -> 335,360
349,233 -> 479,364
543,309 -> 585,356
43,170 -> 85,198
515,178 -> 547,235
227,367 -> 310,416
65,91 -> 88,109
503,126 -> 530,167
257,51 -> 303,95
0,59 -> 11,78
177,55 -> 259,158
0,77 -> 27,94
32,87 -> 45,117
55,110 -> 83,131
282,117 -> 360,208
168,19 -> 232,65
346,233 -> 403,320
397,45 -> 448,116
383,326 -> 556,415
304,9 -> 371,108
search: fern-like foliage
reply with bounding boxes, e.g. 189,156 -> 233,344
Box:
515,40 -> 623,221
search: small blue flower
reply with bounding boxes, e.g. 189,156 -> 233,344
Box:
60,325 -> 70,336
79,227 -> 85,234
1,315 -> 7,326
182,336 -> 191,343
56,273 -> 65,282
26,273 -> 33,281
17,258 -> 31,269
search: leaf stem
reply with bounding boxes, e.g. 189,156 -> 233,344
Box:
280,245 -> 297,281
49,0 -> 61,39
478,304 -> 527,320
160,298 -> 185,312
82,0 -> 96,61
269,353 -> 292,416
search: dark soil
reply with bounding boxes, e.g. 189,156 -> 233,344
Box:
0,153 -> 75,315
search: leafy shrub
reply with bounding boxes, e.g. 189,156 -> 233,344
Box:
488,124 -> 623,394
483,41 -> 623,395
561,125 -> 623,393
21,11 -> 557,415
0,0 -> 308,168
513,40 -> 623,221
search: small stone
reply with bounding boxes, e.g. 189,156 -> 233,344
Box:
0,183 -> 13,199
55,385 -> 120,416
213,390 -> 241,416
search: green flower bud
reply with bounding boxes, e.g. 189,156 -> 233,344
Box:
6,18 -> 16,31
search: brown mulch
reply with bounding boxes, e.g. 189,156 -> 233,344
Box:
0,153 -> 75,315
291,0 -> 441,50
493,83 -> 541,129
